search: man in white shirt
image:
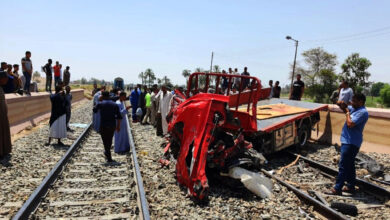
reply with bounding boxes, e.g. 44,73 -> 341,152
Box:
337,81 -> 354,109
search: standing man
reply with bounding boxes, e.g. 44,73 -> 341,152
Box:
138,85 -> 147,123
337,81 -> 354,109
53,61 -> 61,87
289,74 -> 305,101
158,85 -> 173,135
150,85 -> 159,126
130,84 -> 141,123
325,94 -> 369,195
114,92 -> 131,154
272,81 -> 281,98
21,51 -> 33,95
46,86 -> 67,146
92,83 -> 98,96
93,86 -> 104,132
142,88 -> 152,124
233,68 -> 241,90
268,80 -> 274,98
63,66 -> 71,86
241,67 -> 250,89
65,86 -> 73,131
43,59 -> 53,92
0,69 -> 12,161
93,91 -> 122,162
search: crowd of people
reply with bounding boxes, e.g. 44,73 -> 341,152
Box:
0,51 -> 73,164
0,51 -> 71,96
91,83 -> 176,162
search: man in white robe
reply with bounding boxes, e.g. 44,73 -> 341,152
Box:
157,85 -> 173,135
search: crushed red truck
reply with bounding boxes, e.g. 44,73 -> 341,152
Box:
160,72 -> 328,201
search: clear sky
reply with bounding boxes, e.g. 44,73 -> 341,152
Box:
1,0 -> 390,86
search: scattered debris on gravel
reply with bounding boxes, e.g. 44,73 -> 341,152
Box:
131,123 -> 316,219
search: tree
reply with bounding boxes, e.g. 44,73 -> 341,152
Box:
162,75 -> 171,85
157,78 -> 162,86
144,68 -> 156,87
138,72 -> 147,85
182,69 -> 191,79
81,77 -> 88,84
340,53 -> 372,90
371,82 -> 385,97
380,84 -> 390,107
299,47 -> 337,87
194,67 -> 204,72
212,65 -> 221,73
305,69 -> 338,103
295,47 -> 338,102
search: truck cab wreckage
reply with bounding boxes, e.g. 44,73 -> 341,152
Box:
160,72 -> 328,201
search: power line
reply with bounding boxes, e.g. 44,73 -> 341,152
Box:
303,26 -> 390,43
307,30 -> 390,45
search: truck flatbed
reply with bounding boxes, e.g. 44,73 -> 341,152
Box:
256,99 -> 328,132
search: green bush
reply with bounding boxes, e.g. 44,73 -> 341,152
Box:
380,84 -> 390,107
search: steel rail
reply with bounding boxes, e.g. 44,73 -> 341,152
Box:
260,169 -> 349,220
287,152 -> 390,200
126,116 -> 151,220
13,123 -> 92,220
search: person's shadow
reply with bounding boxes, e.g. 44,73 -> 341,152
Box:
0,154 -> 12,167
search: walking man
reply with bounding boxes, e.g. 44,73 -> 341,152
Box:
289,74 -> 305,101
325,94 -> 369,195
93,91 -> 122,162
43,59 -> 53,92
21,51 -> 33,95
114,92 -> 131,154
63,66 -> 71,86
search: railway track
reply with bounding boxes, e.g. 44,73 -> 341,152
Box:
262,151 -> 390,219
12,116 -> 150,220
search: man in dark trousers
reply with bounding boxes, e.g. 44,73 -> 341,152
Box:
289,74 -> 305,101
43,59 -> 53,92
325,94 -> 369,195
93,91 -> 122,162
138,85 -> 147,124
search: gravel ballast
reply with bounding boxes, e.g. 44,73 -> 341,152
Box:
0,100 -> 92,219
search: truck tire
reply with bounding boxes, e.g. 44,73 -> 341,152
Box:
297,123 -> 311,147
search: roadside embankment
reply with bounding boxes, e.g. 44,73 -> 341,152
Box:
5,89 -> 85,135
312,104 -> 390,154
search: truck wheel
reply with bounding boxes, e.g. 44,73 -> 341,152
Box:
297,123 -> 311,147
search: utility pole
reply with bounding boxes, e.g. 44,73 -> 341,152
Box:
210,51 -> 214,73
286,36 -> 299,94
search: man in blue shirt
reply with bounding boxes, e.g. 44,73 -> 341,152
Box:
130,84 -> 141,123
325,93 -> 369,195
